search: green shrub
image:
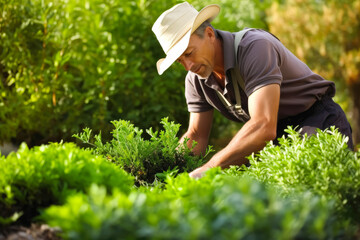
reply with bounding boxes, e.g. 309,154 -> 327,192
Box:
0,0 -> 188,146
246,126 -> 360,222
73,118 -> 211,185
42,169 -> 352,240
0,142 -> 134,226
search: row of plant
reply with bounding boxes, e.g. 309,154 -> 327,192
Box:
1,119 -> 359,239
42,172 -> 352,240
0,118 -> 202,226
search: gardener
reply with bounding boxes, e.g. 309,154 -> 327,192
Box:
152,2 -> 354,178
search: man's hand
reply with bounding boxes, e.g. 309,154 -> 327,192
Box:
189,166 -> 210,179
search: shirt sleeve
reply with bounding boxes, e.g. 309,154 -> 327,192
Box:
185,73 -> 213,113
239,37 -> 283,96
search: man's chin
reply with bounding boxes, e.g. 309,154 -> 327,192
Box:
194,71 -> 211,79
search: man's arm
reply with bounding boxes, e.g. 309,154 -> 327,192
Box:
190,83 -> 280,178
180,110 -> 214,156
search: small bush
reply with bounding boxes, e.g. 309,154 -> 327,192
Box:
0,142 -> 134,226
42,169 -> 352,240
73,118 -> 211,185
246,126 -> 360,222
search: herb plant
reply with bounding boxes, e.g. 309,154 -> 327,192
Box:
246,126 -> 360,222
73,118 -> 212,185
0,142 -> 134,226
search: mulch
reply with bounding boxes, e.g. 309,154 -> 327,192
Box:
0,224 -> 62,240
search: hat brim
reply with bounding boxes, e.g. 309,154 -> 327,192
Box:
156,4 -> 220,75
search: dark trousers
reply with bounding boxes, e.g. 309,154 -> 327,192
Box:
276,96 -> 354,150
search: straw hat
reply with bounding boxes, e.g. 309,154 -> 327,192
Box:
152,2 -> 220,75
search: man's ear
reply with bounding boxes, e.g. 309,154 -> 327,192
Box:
205,26 -> 215,42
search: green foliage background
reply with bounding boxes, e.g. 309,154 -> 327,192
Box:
0,0 -> 270,147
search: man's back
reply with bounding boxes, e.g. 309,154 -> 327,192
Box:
184,29 -> 335,120
238,29 -> 335,119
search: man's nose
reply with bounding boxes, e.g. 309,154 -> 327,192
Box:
182,59 -> 194,71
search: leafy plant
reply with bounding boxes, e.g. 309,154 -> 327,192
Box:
246,126 -> 360,222
0,142 -> 134,226
73,118 -> 212,185
42,169 -> 353,240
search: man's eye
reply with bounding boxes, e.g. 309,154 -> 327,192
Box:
185,51 -> 192,57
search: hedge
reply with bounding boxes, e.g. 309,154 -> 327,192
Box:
42,170 -> 352,240
0,142 -> 133,225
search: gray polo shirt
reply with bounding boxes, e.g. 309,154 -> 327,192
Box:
185,29 -> 335,122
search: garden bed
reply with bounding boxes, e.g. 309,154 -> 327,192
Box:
0,120 -> 359,239
0,224 -> 61,240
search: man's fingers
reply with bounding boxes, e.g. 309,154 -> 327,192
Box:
189,167 -> 206,179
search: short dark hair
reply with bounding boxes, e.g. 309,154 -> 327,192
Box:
193,20 -> 218,38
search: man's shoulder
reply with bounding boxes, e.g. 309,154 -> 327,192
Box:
217,28 -> 277,42
241,29 -> 280,46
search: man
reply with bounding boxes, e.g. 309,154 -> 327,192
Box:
152,2 -> 354,178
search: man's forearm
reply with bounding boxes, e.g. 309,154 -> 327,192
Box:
204,118 -> 276,169
190,120 -> 275,178
180,131 -> 209,156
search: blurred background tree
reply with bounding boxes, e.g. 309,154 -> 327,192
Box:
0,0 -> 357,149
266,0 -> 360,145
0,0 -> 269,148
0,0 -> 188,146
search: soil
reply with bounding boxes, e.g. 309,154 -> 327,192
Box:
0,224 -> 62,240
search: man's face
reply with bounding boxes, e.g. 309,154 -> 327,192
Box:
176,28 -> 215,78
